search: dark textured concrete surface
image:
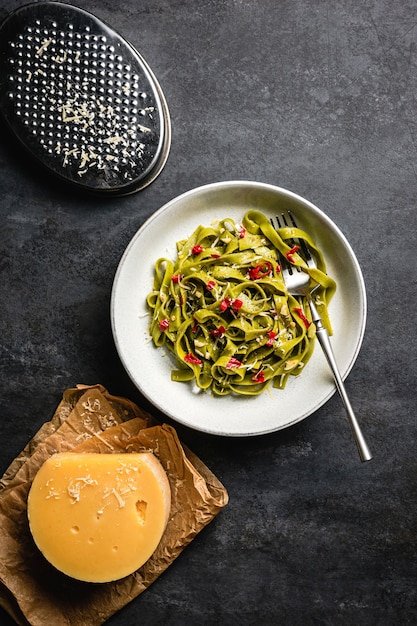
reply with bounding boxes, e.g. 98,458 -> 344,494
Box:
1,1 -> 416,624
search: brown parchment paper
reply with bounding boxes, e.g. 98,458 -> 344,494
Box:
0,385 -> 229,626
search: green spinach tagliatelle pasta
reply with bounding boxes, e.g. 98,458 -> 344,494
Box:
146,210 -> 336,396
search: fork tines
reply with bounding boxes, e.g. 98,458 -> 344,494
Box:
273,211 -> 314,268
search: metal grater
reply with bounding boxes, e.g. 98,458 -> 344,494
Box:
0,2 -> 171,195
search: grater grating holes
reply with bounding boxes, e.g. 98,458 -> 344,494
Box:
6,19 -> 158,181
0,2 -> 171,193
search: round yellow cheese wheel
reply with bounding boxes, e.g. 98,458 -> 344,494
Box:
27,452 -> 171,583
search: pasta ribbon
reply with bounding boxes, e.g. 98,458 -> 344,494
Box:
146,210 -> 336,396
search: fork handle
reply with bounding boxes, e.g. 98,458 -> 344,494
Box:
308,299 -> 372,462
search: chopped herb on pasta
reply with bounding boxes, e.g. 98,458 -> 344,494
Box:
146,210 -> 336,396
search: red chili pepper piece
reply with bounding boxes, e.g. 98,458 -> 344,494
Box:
232,299 -> 243,312
184,353 -> 202,365
220,297 -> 242,313
206,280 -> 216,291
210,325 -> 226,338
248,261 -> 273,280
252,370 -> 265,383
285,245 -> 299,263
171,274 -> 183,283
191,318 -> 199,333
239,227 -> 246,239
158,318 -> 170,332
226,357 -> 242,370
293,307 -> 311,329
266,330 -> 276,346
210,253 -> 221,259
191,245 -> 204,255
220,297 -> 232,312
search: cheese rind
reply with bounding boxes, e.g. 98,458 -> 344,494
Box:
27,452 -> 171,582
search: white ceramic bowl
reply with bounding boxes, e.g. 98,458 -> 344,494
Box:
111,181 -> 366,436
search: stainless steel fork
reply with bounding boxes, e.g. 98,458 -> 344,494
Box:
274,212 -> 372,462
